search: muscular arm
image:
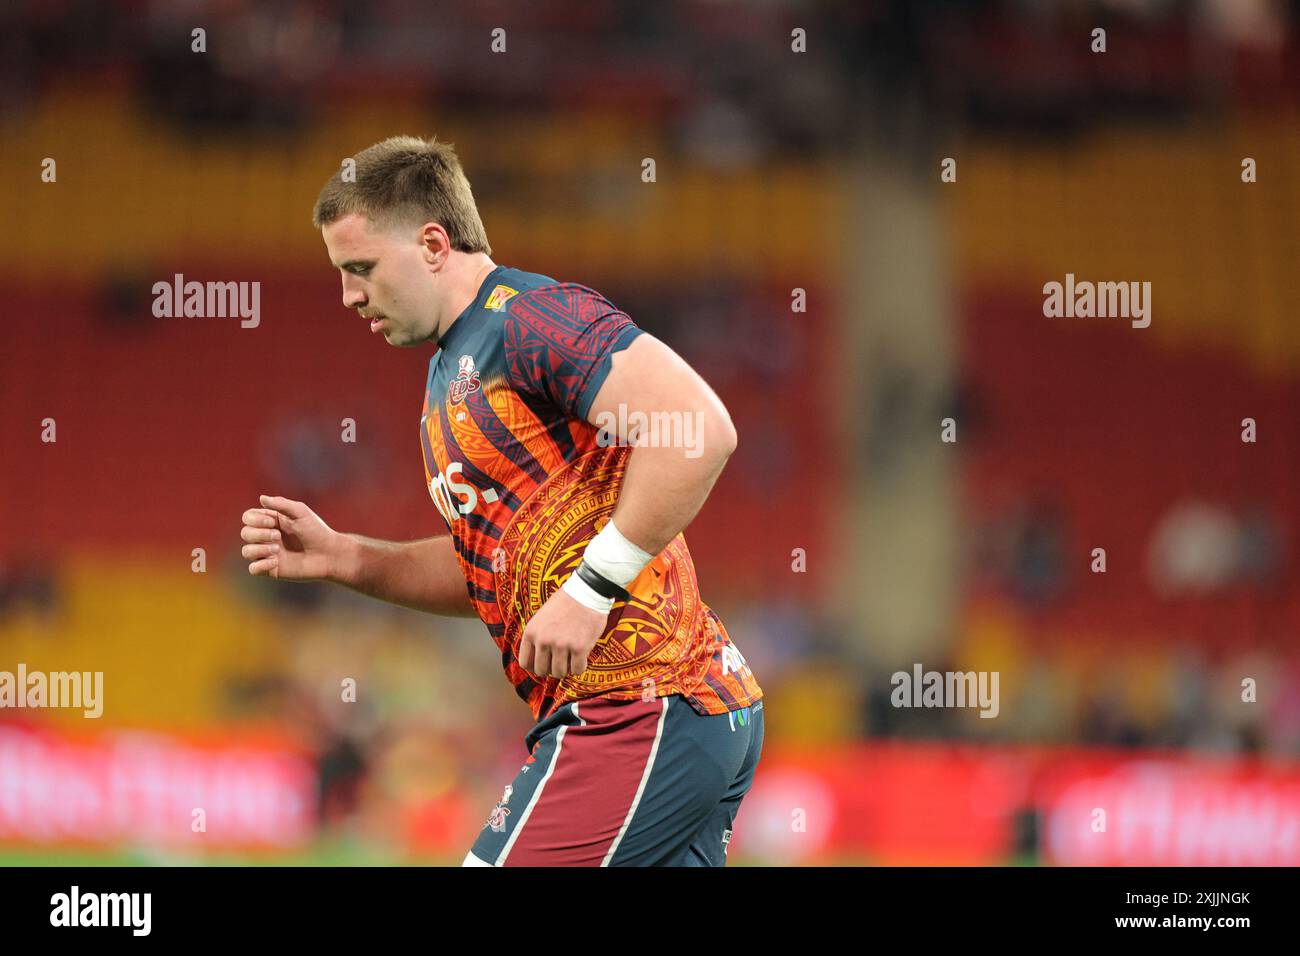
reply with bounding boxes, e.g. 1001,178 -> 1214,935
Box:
514,332 -> 735,679
585,333 -> 737,554
242,496 -> 476,617
333,533 -> 478,617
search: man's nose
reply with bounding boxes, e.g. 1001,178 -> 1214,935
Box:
341,276 -> 367,309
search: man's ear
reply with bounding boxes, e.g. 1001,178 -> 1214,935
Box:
420,223 -> 450,267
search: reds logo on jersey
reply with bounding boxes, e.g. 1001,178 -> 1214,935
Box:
448,354 -> 482,405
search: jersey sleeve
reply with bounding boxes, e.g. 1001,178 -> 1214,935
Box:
502,284 -> 644,420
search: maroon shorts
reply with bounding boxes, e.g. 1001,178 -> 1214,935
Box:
464,693 -> 764,866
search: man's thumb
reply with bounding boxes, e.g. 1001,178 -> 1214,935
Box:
259,494 -> 307,519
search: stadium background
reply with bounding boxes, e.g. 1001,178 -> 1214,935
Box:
2,0 -> 1300,865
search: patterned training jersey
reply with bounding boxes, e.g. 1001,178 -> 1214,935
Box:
418,265 -> 763,722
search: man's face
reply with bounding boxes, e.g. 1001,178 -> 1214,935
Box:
321,212 -> 440,347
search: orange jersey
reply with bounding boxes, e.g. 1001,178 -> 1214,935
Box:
418,266 -> 763,721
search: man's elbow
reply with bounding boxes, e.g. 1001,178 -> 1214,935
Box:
705,408 -> 737,464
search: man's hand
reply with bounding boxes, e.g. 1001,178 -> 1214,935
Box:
241,494 -> 343,581
517,588 -> 608,679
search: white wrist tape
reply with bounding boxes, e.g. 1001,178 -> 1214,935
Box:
561,571 -> 615,613
582,518 -> 653,588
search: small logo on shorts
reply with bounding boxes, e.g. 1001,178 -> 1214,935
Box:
727,705 -> 752,732
485,784 -> 513,832
722,829 -> 732,855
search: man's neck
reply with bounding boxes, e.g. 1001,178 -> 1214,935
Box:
436,255 -> 497,343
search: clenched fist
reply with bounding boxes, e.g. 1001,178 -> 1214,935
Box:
241,495 -> 341,581
516,588 -> 608,679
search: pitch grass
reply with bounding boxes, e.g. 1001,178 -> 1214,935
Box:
0,843 -> 1042,867
0,846 -> 449,867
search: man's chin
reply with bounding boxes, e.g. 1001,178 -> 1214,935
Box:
381,328 -> 419,348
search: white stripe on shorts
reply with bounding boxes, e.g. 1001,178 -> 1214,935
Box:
494,701 -> 586,866
600,695 -> 669,866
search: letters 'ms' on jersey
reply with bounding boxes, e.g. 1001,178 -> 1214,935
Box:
419,265 -> 763,722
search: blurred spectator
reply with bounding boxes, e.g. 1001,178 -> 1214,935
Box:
1148,499 -> 1241,596
0,555 -> 61,619
1148,499 -> 1286,597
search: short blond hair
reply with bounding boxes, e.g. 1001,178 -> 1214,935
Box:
312,135 -> 492,254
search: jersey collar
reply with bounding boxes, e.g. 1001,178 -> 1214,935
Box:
437,265 -> 506,353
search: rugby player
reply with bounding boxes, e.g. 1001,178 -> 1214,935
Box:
240,136 -> 764,866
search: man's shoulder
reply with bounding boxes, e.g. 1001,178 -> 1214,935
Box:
490,268 -> 623,320
479,266 -> 558,313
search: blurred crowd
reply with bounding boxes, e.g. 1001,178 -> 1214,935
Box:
6,1 -> 1299,144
